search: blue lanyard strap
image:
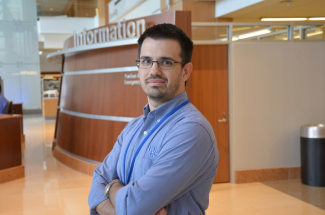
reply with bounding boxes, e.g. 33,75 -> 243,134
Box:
123,99 -> 190,184
122,121 -> 143,183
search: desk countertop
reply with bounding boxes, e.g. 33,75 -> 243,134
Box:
0,114 -> 22,119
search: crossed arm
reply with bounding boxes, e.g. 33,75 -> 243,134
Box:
95,182 -> 124,215
95,183 -> 167,215
89,122 -> 216,215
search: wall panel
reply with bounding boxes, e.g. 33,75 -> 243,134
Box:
64,45 -> 139,72
57,112 -> 128,162
60,72 -> 146,116
232,41 -> 325,171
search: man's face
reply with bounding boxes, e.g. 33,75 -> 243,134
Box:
138,38 -> 189,103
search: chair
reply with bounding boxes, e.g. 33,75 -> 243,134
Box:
6,101 -> 13,114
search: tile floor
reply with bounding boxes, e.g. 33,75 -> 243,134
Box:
0,115 -> 324,215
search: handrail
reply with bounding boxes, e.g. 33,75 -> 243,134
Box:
191,22 -> 325,42
192,22 -> 325,26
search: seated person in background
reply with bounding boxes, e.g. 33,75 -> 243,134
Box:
0,86 -> 9,114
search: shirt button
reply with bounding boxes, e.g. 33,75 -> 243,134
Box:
143,131 -> 148,135
157,119 -> 160,122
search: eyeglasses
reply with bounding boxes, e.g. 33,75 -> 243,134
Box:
135,59 -> 185,70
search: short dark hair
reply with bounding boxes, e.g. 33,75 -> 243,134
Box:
137,23 -> 193,66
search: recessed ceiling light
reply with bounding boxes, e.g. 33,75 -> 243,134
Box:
309,17 -> 325,21
261,18 -> 307,21
237,29 -> 272,40
307,32 -> 323,37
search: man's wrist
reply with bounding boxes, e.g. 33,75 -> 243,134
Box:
104,179 -> 122,199
108,180 -> 124,211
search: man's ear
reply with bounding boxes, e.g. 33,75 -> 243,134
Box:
182,62 -> 193,82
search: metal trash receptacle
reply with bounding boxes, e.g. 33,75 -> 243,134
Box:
300,124 -> 325,187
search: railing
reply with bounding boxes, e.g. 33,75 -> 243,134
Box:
191,22 -> 325,43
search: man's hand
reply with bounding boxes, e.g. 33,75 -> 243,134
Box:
96,199 -> 116,215
155,208 -> 167,215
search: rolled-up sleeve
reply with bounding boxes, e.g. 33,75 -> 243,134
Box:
115,122 -> 218,215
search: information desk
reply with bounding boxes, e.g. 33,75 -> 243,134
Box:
42,98 -> 58,118
0,114 -> 24,183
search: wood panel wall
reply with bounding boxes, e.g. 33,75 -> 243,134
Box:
61,73 -> 145,116
57,112 -> 128,161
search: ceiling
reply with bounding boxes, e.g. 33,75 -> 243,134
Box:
35,0 -> 325,22
219,0 -> 325,22
36,0 -> 98,17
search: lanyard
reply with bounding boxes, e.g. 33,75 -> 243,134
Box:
122,99 -> 190,184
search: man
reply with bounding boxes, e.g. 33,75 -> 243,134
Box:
88,23 -> 219,215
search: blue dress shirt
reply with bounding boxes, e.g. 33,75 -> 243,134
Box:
88,92 -> 219,215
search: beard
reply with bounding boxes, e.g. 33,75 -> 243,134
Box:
140,73 -> 182,102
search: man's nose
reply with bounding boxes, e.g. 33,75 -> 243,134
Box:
149,61 -> 162,76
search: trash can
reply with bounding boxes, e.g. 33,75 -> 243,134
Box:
300,124 -> 325,187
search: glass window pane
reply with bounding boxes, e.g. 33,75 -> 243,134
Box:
232,25 -> 288,41
192,26 -> 228,41
294,25 -> 324,40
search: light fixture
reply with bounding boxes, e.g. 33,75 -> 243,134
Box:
308,17 -> 325,21
261,18 -> 307,21
233,27 -> 252,32
39,51 -> 43,55
235,29 -> 272,40
307,31 -> 323,37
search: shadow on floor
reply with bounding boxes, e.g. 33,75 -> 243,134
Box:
263,179 -> 325,210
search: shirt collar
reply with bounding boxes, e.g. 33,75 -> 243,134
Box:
142,92 -> 189,122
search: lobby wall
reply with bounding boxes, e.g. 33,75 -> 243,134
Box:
230,41 -> 325,182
